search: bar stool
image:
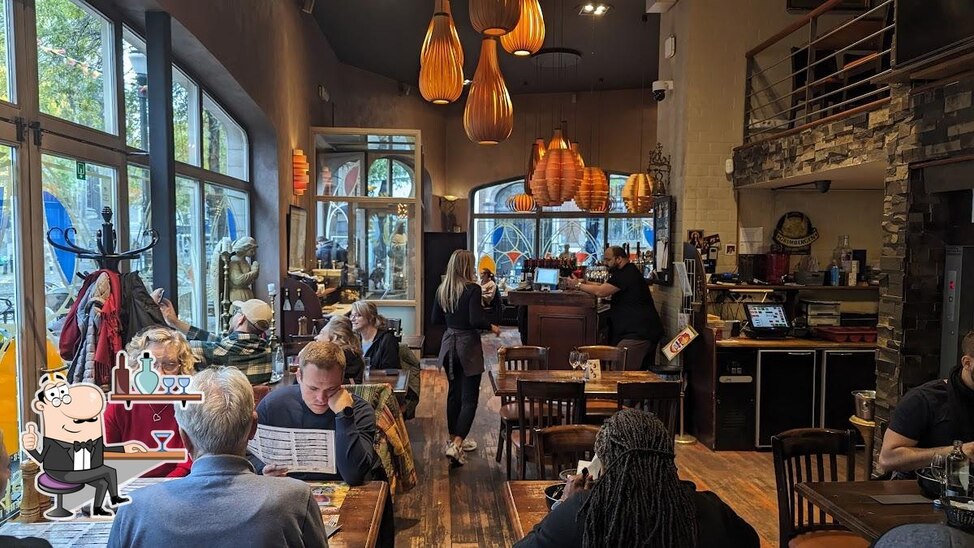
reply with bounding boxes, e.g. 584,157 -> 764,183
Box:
36,473 -> 83,519
849,415 -> 876,480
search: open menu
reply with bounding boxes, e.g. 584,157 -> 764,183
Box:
247,424 -> 336,475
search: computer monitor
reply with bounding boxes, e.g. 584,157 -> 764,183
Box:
534,268 -> 559,288
744,303 -> 791,330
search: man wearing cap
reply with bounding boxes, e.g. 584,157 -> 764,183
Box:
158,297 -> 272,382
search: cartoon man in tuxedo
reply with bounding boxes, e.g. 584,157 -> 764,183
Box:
21,373 -> 147,518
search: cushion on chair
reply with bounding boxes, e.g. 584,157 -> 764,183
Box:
788,531 -> 871,548
38,473 -> 83,493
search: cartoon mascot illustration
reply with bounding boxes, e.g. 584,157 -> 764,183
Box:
21,372 -> 147,519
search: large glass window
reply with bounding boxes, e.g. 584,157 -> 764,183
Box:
35,0 -> 115,133
0,0 -> 14,103
122,30 -> 148,151
127,164 -> 152,286
203,94 -> 248,179
0,145 -> 19,524
173,67 -> 200,166
203,183 -> 250,332
176,176 -> 202,326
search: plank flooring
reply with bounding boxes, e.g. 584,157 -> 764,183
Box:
394,329 -> 867,547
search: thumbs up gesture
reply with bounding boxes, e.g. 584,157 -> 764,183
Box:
21,422 -> 38,452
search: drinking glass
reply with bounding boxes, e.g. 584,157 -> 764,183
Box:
177,376 -> 191,393
569,350 -> 581,376
364,357 -> 372,381
151,430 -> 174,451
162,376 -> 176,394
932,453 -> 948,497
579,352 -> 590,380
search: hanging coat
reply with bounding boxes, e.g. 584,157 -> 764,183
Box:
119,272 -> 167,344
60,270 -> 123,386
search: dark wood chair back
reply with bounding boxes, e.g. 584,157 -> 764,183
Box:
578,345 -> 627,372
617,381 -> 681,435
516,380 -> 585,435
499,346 -> 549,405
772,428 -> 856,546
535,425 -> 600,480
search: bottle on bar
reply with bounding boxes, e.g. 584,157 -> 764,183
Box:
282,288 -> 292,311
294,288 -> 305,311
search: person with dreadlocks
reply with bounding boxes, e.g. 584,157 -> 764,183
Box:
515,409 -> 758,548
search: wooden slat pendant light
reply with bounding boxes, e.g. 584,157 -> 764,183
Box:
470,0 -> 521,37
529,129 -> 582,206
501,0 -> 545,56
419,0 -> 464,105
507,193 -> 536,212
524,138 -> 546,194
576,166 -> 609,212
463,37 -> 514,144
622,173 -> 656,213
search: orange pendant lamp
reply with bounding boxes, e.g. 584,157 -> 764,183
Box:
419,0 -> 464,105
524,138 -> 546,194
470,0 -> 521,36
463,38 -> 514,145
529,129 -> 582,206
622,172 -> 656,213
507,193 -> 536,212
501,0 -> 545,56
575,166 -> 609,212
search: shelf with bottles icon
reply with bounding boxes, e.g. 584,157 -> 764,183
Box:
108,350 -> 203,409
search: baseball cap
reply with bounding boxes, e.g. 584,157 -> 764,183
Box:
232,299 -> 272,331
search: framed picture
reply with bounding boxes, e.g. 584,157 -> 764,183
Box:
653,196 -> 674,286
288,205 -> 308,271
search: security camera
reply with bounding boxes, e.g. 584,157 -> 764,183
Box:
652,80 -> 674,101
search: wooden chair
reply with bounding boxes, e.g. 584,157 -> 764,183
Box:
616,381 -> 681,435
580,345 -> 627,421
513,379 -> 585,480
495,346 -> 549,478
772,428 -> 869,548
535,424 -> 599,480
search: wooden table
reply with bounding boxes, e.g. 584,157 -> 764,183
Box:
271,369 -> 409,397
488,369 -> 670,398
330,481 -> 388,548
504,480 -> 559,540
796,480 -> 945,541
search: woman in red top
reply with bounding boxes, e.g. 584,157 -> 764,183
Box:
105,326 -> 197,477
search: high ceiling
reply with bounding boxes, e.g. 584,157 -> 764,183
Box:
312,0 -> 660,94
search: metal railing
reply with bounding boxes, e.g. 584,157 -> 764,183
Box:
743,0 -> 895,145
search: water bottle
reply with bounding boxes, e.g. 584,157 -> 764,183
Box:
946,440 -> 970,498
363,356 -> 372,381
270,344 -> 285,383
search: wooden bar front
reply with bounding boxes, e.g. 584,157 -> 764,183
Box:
506,290 -> 608,369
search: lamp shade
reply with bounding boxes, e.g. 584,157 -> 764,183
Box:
420,0 -> 463,104
570,142 -> 585,168
463,38 -> 514,145
470,0 -> 521,36
507,193 -> 536,212
622,172 -> 656,213
500,0 -> 545,56
529,129 -> 582,206
524,138 -> 546,195
575,166 -> 609,212
293,149 -> 310,196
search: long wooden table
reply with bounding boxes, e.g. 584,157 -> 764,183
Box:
504,480 -> 559,540
330,481 -> 388,548
488,369 -> 670,398
796,480 -> 944,541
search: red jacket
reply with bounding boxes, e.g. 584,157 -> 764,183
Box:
104,402 -> 192,477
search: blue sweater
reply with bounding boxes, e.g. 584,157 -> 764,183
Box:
254,384 -> 379,486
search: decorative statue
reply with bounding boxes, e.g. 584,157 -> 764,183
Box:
369,265 -> 386,291
388,223 -> 408,291
227,237 -> 259,302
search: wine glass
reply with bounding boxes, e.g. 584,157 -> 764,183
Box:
177,376 -> 191,394
579,352 -> 590,380
162,376 -> 176,395
569,350 -> 581,377
151,430 -> 174,452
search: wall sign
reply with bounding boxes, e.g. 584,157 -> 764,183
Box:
772,211 -> 819,253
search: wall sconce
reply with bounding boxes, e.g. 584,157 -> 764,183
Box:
439,194 -> 461,232
293,149 -> 310,196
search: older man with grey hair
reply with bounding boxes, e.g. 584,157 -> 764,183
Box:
108,367 -> 328,548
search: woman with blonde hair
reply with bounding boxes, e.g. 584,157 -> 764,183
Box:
350,300 -> 400,372
318,315 -> 365,383
432,249 -> 500,466
104,325 -> 197,477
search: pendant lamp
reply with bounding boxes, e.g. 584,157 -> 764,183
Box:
470,0 -> 521,37
622,172 -> 656,214
529,129 -> 582,206
524,138 -> 546,194
501,0 -> 545,56
575,166 -> 609,212
464,38 -> 514,145
570,142 -> 586,168
419,0 -> 464,105
507,193 -> 536,212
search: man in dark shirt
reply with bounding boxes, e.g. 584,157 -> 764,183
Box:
255,340 -> 379,485
569,245 -> 665,370
879,330 -> 974,474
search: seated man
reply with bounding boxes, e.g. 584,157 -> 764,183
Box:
108,367 -> 327,547
160,297 -> 271,381
879,330 -> 974,475
255,340 -> 379,485
515,409 -> 759,548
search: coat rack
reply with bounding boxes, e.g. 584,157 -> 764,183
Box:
46,207 -> 158,274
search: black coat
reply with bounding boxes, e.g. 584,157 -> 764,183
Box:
363,328 -> 400,371
120,272 -> 167,343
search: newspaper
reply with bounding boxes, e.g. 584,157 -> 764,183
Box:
0,520 -> 112,546
247,424 -> 336,475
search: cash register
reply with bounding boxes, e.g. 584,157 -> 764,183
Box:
742,303 -> 791,339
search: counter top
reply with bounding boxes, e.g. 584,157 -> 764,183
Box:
715,337 -> 877,349
506,290 -> 599,307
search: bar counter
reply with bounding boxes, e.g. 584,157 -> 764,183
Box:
506,290 -> 609,369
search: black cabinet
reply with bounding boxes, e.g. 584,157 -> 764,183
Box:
422,232 -> 467,357
714,349 -> 757,450
820,350 -> 876,441
756,350 -> 817,448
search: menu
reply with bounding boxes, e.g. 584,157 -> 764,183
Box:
0,521 -> 112,545
247,424 -> 337,475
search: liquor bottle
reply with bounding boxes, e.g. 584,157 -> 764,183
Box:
282,288 -> 292,311
832,235 -> 853,286
270,342 -> 285,383
947,440 -> 970,497
113,351 -> 130,395
294,288 -> 306,311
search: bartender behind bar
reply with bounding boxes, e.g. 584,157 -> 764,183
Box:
569,245 -> 664,370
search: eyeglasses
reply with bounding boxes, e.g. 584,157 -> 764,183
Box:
153,361 -> 182,374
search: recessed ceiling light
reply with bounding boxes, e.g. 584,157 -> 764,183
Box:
583,3 -> 594,12
463,79 -> 472,86
578,3 -> 611,16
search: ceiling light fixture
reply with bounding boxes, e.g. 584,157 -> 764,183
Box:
419,0 -> 464,105
501,0 -> 545,57
578,3 -> 612,16
463,38 -> 514,145
529,129 -> 582,206
530,47 -> 582,68
470,0 -> 521,37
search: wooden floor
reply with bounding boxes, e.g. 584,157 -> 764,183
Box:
394,329 -> 865,547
